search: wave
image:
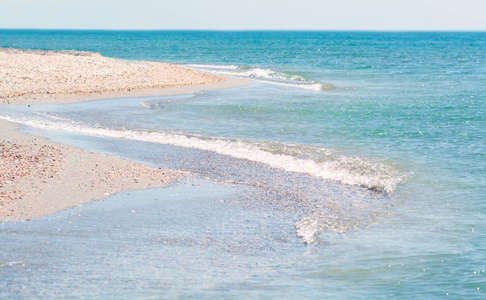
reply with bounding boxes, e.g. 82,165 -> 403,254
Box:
187,64 -> 335,92
0,261 -> 28,267
1,113 -> 408,244
1,114 -> 407,194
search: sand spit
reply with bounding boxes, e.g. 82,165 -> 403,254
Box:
0,48 -> 226,105
0,119 -> 185,221
0,48 -> 249,221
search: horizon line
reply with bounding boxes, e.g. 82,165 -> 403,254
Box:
1,28 -> 486,33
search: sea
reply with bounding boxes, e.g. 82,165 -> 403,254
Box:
0,30 -> 485,299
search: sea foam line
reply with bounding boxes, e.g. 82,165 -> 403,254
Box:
187,64 -> 334,92
1,115 -> 406,193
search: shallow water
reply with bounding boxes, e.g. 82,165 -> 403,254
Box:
1,180 -> 304,299
1,30 -> 486,298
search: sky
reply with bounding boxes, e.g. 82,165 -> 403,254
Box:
1,0 -> 486,31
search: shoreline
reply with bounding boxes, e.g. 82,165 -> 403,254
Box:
5,75 -> 249,105
1,48 -> 249,106
0,119 -> 185,221
0,49 -> 250,221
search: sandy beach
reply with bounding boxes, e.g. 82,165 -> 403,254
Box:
0,48 -> 247,221
0,119 -> 186,220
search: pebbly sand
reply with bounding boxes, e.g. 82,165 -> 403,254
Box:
0,48 -> 248,221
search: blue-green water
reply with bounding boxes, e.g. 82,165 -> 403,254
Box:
1,30 -> 486,298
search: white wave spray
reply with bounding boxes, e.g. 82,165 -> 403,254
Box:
1,114 -> 407,194
187,64 -> 335,92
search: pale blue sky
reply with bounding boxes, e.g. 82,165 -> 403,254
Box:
1,0 -> 485,30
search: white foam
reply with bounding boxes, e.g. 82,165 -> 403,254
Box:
268,81 -> 325,91
0,261 -> 27,267
1,115 -> 406,194
186,64 -> 333,92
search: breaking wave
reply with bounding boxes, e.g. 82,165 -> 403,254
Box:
187,64 -> 335,92
1,114 -> 407,194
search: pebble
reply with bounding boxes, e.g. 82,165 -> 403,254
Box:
0,141 -> 63,202
0,48 -> 223,103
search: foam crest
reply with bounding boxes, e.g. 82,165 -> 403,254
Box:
1,115 -> 406,194
269,81 -> 329,92
187,64 -> 334,92
0,261 -> 28,267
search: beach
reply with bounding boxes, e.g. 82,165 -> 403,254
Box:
0,48 -> 247,221
0,48 -> 248,105
1,31 -> 485,298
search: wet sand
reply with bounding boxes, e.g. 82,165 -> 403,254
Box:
0,119 -> 185,221
0,49 -> 248,220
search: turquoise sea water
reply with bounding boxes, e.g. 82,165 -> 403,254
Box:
1,30 -> 486,298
